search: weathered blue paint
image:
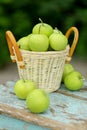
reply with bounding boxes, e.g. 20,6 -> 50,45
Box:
0,80 -> 87,130
0,114 -> 50,130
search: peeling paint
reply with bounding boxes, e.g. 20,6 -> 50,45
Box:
0,81 -> 87,130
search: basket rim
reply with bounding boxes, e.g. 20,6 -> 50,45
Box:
19,45 -> 70,55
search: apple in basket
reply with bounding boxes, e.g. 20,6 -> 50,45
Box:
32,18 -> 53,37
14,79 -> 37,99
64,71 -> 84,91
26,89 -> 50,113
53,27 -> 63,34
29,34 -> 49,51
49,30 -> 68,51
17,34 -> 32,50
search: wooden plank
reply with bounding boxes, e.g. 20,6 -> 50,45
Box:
0,81 -> 87,130
58,81 -> 87,100
0,114 -> 51,130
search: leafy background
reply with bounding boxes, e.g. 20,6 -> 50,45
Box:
0,0 -> 87,68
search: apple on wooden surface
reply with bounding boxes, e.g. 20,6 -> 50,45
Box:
49,32 -> 68,51
26,89 -> 50,113
64,71 -> 84,91
62,63 -> 74,82
32,18 -> 53,37
29,34 -> 49,52
14,79 -> 37,99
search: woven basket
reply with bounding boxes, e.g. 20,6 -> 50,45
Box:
6,27 -> 79,93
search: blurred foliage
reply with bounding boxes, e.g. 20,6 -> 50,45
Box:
0,0 -> 87,68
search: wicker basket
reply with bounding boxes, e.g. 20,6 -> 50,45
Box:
6,27 -> 79,93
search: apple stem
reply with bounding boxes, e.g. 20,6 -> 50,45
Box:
23,79 -> 25,82
55,27 -> 58,30
21,75 -> 26,82
55,27 -> 60,32
38,18 -> 44,34
39,18 -> 44,26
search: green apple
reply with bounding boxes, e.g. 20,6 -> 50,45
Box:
68,71 -> 83,78
17,34 -> 32,50
32,18 -> 53,37
62,63 -> 74,82
29,34 -> 49,52
64,71 -> 84,91
49,33 -> 68,51
26,89 -> 50,113
53,28 -> 63,34
14,79 -> 37,99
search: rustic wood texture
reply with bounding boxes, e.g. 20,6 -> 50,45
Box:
0,81 -> 87,130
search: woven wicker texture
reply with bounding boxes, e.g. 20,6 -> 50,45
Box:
14,46 -> 69,93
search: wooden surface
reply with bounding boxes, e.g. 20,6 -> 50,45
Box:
0,80 -> 87,130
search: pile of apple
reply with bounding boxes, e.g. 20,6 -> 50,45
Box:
17,18 -> 68,52
14,19 -> 84,114
14,63 -> 84,114
14,79 -> 50,114
62,63 -> 84,91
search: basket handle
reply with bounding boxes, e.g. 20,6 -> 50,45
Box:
65,27 -> 79,63
6,27 -> 79,68
6,31 -> 25,68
